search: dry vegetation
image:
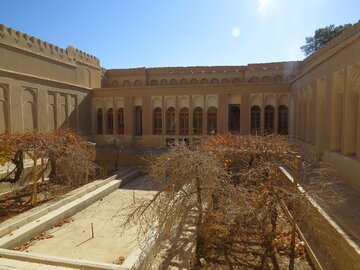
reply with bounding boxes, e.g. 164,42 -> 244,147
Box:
122,134 -> 341,270
0,129 -> 96,221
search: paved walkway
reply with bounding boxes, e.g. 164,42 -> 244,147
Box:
24,175 -> 157,264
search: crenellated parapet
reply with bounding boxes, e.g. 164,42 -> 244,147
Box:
0,24 -> 100,68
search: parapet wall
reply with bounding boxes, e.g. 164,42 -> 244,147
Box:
0,24 -> 100,68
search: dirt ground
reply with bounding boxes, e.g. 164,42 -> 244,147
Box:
195,209 -> 314,270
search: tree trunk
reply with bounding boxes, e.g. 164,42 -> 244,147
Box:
41,157 -> 45,182
49,155 -> 57,180
13,150 -> 24,182
196,177 -> 203,228
32,154 -> 38,205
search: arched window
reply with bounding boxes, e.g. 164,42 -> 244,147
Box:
207,107 -> 217,135
111,80 -> 119,88
153,107 -> 162,135
278,105 -> 288,135
251,105 -> 261,133
117,108 -> 124,135
193,107 -> 203,135
180,79 -> 188,85
249,76 -> 259,83
170,79 -> 178,85
211,78 -> 219,84
222,78 -> 230,84
123,80 -> 130,87
200,78 -> 208,84
160,79 -> 168,86
264,105 -> 274,134
107,108 -> 113,134
150,79 -> 158,86
97,108 -> 103,134
232,78 -> 241,84
228,105 -> 240,132
179,107 -> 189,135
166,107 -> 175,135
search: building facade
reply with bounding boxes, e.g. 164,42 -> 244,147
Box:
1,22 -> 360,191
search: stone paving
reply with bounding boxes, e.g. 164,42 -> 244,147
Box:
23,175 -> 157,264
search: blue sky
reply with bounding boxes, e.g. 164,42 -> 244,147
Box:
1,0 -> 359,69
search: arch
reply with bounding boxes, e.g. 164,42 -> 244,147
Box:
123,80 -> 131,87
207,106 -> 217,135
134,80 -> 142,87
193,107 -> 203,135
107,108 -> 113,134
222,78 -> 230,84
97,108 -> 103,134
278,105 -> 288,135
279,94 -> 290,107
261,76 -> 271,83
0,86 -> 9,133
111,80 -> 120,88
117,108 -> 124,134
160,79 -> 168,86
23,88 -> 37,130
190,78 -> 198,85
232,78 -> 241,84
274,75 -> 283,82
165,96 -> 175,108
251,95 -> 262,107
228,105 -> 240,133
264,105 -> 274,134
150,79 -> 159,86
179,107 -> 189,135
153,107 -> 162,135
170,79 -> 178,85
249,76 -> 259,83
47,93 -> 56,131
180,78 -> 188,85
166,107 -> 175,135
207,96 -> 217,109
152,97 -> 162,109
200,78 -> 208,85
251,105 -> 261,133
192,96 -> 203,109
265,95 -> 276,107
58,94 -> 67,128
68,95 -> 77,130
210,78 -> 219,84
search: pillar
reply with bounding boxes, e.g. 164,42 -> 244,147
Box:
274,94 -> 279,135
240,93 -> 250,135
218,93 -> 228,134
124,96 -> 133,137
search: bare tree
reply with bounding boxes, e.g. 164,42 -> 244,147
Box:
119,135 -> 344,269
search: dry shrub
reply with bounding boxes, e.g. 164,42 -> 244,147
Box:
120,134 -> 343,269
0,129 -> 96,203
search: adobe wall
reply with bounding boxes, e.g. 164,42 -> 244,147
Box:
93,62 -> 299,148
0,24 -> 103,134
291,21 -> 360,191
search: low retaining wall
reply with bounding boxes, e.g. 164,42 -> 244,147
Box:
279,166 -> 360,270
